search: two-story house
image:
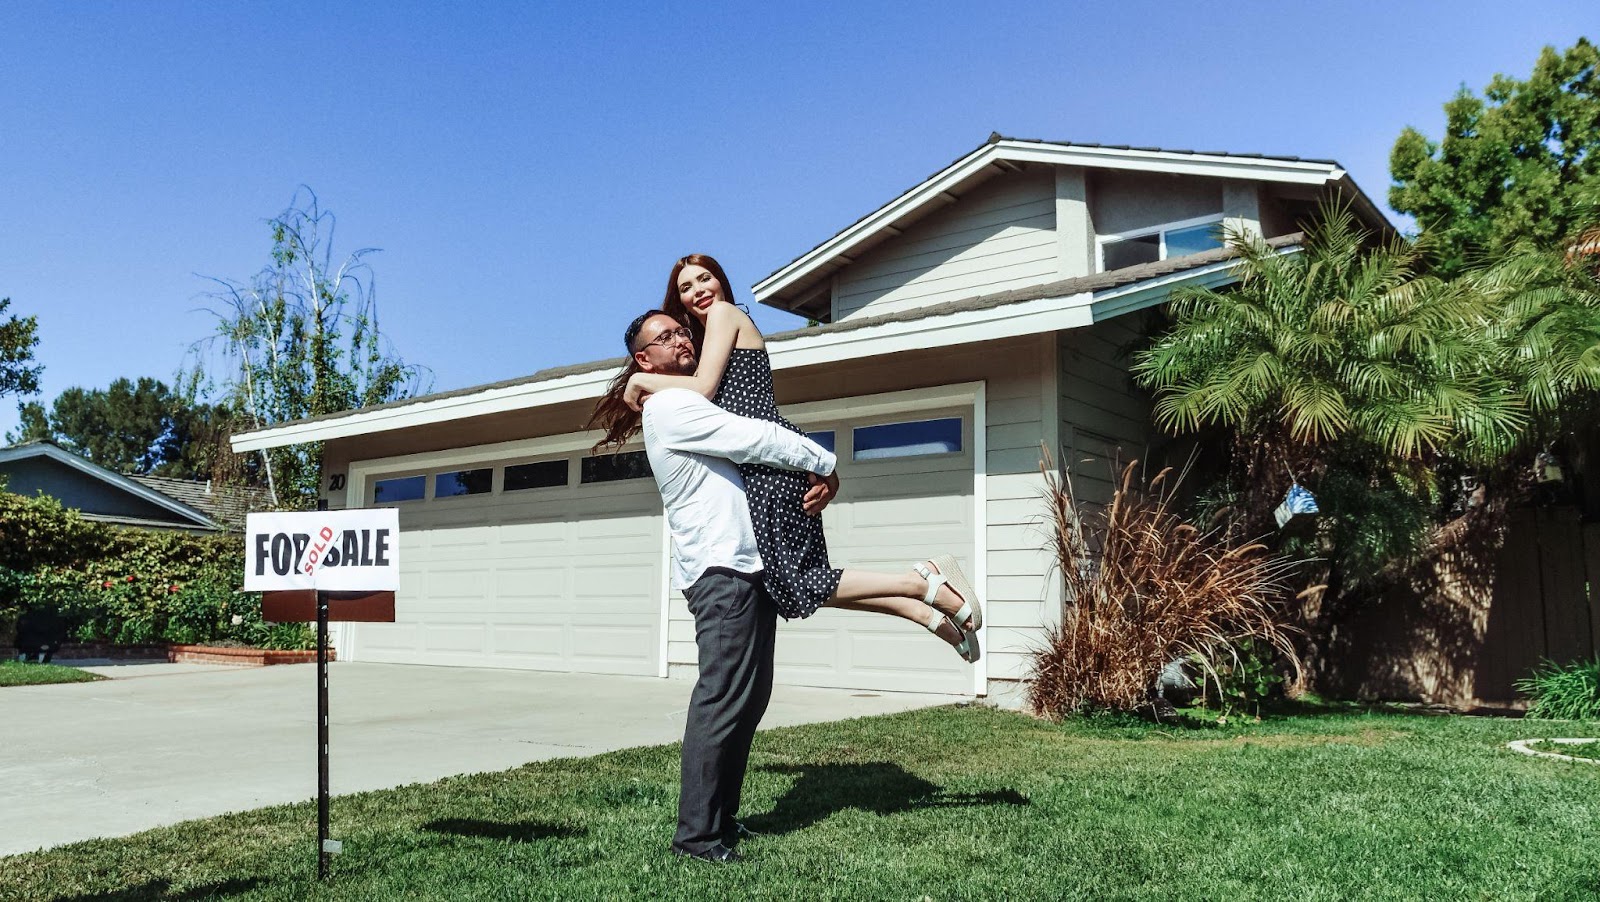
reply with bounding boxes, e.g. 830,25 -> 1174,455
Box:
233,135 -> 1390,703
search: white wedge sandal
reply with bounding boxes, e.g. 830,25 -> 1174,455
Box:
913,555 -> 983,664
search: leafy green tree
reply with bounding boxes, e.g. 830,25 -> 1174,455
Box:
1472,225 -> 1600,444
12,378 -> 229,478
187,189 -> 429,509
1390,38 -> 1600,275
7,401 -> 50,445
1132,208 -> 1528,591
0,298 -> 43,401
47,378 -> 176,473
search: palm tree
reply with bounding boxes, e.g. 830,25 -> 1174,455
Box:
1474,225 -> 1600,437
1132,205 -> 1525,463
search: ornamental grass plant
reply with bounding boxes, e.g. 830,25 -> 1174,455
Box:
1517,657 -> 1600,721
1028,454 -> 1308,718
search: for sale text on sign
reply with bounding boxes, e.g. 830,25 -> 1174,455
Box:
244,509 -> 400,592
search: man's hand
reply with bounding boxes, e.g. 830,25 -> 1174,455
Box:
802,470 -> 839,515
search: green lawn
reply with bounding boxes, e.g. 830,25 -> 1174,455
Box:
1528,738 -> 1600,761
4,704 -> 1599,901
0,659 -> 105,687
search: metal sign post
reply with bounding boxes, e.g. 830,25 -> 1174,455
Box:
248,508 -> 399,883
316,589 -> 332,881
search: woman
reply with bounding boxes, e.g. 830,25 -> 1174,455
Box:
591,254 -> 982,662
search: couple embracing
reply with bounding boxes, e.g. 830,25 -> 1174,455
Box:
588,254 -> 983,862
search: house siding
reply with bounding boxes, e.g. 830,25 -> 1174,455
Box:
1058,319 -> 1154,509
834,168 -> 1058,322
0,457 -> 189,523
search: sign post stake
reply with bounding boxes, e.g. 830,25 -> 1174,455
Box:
317,588 -> 331,881
248,507 -> 398,884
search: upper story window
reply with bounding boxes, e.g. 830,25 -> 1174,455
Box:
1097,215 -> 1225,272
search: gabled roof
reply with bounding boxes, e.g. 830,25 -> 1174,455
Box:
752,133 -> 1389,317
0,441 -> 219,530
232,237 -> 1299,453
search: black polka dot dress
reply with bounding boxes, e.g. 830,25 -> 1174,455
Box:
714,347 -> 842,619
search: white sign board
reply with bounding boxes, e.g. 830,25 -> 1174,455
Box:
244,509 -> 400,592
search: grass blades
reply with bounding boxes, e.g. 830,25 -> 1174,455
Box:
3,705 -> 1599,900
0,660 -> 104,687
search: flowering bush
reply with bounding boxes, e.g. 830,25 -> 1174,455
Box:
0,490 -> 312,650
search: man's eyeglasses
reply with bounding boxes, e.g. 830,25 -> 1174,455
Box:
639,326 -> 693,350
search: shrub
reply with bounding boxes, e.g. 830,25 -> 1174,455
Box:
1028,456 -> 1308,718
1517,657 -> 1600,721
1198,637 -> 1287,709
0,490 -> 313,651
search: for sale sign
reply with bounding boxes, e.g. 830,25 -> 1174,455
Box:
244,509 -> 400,592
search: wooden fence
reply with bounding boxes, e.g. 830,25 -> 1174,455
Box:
1475,507 -> 1600,701
1316,505 -> 1600,706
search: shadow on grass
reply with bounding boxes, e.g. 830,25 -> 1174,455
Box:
420,818 -> 585,843
57,877 -> 263,901
747,761 -> 1028,836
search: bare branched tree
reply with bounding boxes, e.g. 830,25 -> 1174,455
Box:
183,189 -> 431,509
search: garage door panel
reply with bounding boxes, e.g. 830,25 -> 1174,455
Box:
493,566 -> 569,599
491,624 -> 567,658
359,623 -> 419,654
347,478 -> 662,676
574,563 -> 656,598
424,623 -> 488,653
424,568 -> 490,599
571,624 -> 655,659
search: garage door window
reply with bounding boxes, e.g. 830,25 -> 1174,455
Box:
806,430 -> 835,452
435,468 -> 493,498
505,459 -> 570,491
581,450 -> 653,483
853,417 -> 962,460
373,474 -> 426,503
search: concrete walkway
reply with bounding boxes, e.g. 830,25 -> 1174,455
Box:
0,661 -> 956,857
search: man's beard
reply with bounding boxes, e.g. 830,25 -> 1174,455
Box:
658,356 -> 698,377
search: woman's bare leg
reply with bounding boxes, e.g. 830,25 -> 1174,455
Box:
826,595 -> 967,647
823,567 -> 975,633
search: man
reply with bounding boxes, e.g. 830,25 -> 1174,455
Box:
626,310 -> 838,863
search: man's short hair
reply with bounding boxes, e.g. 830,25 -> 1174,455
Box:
624,309 -> 674,354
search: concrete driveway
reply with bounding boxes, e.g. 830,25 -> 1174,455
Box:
0,661 -> 957,857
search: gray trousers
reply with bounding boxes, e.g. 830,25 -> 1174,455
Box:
672,567 -> 776,853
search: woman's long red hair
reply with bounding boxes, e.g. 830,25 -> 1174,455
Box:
660,253 -> 737,355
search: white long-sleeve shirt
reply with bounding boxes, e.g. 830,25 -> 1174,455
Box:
640,388 -> 837,591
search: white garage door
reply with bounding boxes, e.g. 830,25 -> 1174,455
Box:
773,407 -> 976,695
344,456 -> 663,676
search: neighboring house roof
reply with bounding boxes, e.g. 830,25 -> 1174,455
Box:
128,474 -> 270,530
752,133 -> 1390,317
232,236 -> 1301,452
0,441 -> 218,531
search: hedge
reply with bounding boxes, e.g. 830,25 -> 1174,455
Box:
0,491 -> 312,651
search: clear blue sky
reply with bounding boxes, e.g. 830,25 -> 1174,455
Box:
2,2 -> 1593,437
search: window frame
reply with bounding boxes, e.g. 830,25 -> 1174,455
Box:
1095,213 -> 1225,272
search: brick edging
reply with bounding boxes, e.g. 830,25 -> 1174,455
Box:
167,644 -> 335,666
